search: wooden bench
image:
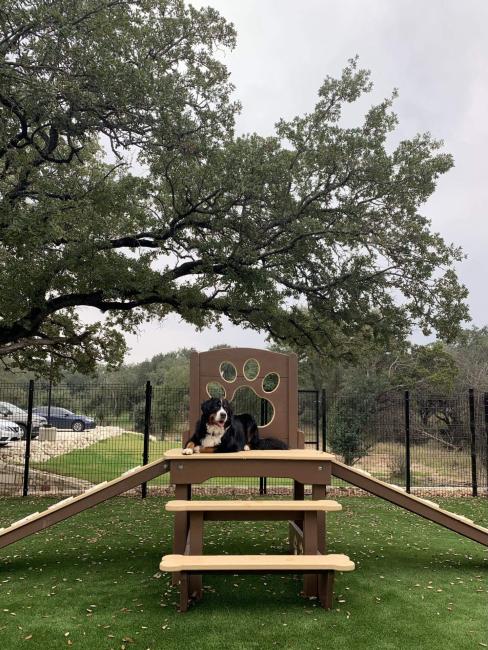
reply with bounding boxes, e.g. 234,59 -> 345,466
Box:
166,499 -> 342,513
165,499 -> 342,596
160,553 -> 355,611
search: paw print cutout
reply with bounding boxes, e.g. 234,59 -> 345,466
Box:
219,358 -> 278,428
219,361 -> 237,383
243,358 -> 260,381
206,381 -> 226,399
262,372 -> 280,393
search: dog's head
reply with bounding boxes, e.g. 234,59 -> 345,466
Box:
201,398 -> 233,429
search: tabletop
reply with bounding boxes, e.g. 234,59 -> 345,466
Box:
163,448 -> 336,461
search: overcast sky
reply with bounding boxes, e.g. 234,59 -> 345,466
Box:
121,0 -> 488,363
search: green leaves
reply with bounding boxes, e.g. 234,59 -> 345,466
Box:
0,4 -> 468,373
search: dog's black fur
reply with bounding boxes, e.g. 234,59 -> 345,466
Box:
184,398 -> 288,453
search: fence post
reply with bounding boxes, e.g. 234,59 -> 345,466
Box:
321,389 -> 327,452
484,392 -> 488,498
141,380 -> 152,499
469,388 -> 478,497
22,380 -> 35,497
404,390 -> 411,493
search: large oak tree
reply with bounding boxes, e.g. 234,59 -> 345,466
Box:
0,0 -> 468,374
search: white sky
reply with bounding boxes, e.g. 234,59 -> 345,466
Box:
118,0 -> 488,363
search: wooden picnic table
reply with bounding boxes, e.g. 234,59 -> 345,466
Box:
163,448 -> 336,597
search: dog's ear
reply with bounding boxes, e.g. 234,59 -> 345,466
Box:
223,399 -> 233,417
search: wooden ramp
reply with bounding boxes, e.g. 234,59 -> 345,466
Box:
331,459 -> 488,547
0,457 -> 170,550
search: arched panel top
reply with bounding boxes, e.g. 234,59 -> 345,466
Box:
197,348 -> 293,379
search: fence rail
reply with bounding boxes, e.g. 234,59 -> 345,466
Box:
0,382 -> 486,498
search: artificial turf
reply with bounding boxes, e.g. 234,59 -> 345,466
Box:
0,497 -> 487,650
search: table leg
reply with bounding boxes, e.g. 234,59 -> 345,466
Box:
318,570 -> 334,610
312,484 -> 327,554
188,511 -> 203,600
172,484 -> 191,585
303,511 -> 318,597
179,572 -> 189,613
173,484 -> 191,553
301,484 -> 327,598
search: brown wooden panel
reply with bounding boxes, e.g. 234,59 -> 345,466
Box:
188,351 -> 200,444
169,458 -> 331,485
185,348 -> 300,448
288,353 -> 299,448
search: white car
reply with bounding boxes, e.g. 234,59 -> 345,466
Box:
0,401 -> 47,439
0,417 -> 21,446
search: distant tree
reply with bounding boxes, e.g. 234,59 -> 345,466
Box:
383,342 -> 458,393
1,2 -> 468,376
448,327 -> 488,389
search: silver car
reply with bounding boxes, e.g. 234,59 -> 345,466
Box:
0,418 -> 21,446
0,401 -> 47,439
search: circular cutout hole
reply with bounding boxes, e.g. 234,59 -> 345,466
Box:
243,358 -> 260,381
262,372 -> 280,393
219,361 -> 237,383
206,381 -> 226,399
231,386 -> 274,426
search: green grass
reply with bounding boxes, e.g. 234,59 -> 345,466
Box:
31,433 -> 173,485
30,434 -> 294,488
1,497 -> 487,649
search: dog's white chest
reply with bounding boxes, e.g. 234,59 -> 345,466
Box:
200,424 -> 225,448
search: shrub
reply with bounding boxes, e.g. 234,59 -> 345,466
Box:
329,395 -> 375,465
133,389 -> 189,440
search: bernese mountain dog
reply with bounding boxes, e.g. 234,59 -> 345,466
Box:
183,397 -> 288,454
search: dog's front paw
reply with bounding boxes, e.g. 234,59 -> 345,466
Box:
244,445 -> 250,451
182,447 -> 194,455
194,446 -> 201,454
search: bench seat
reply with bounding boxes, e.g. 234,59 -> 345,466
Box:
165,499 -> 342,512
160,553 -> 354,611
161,553 -> 354,572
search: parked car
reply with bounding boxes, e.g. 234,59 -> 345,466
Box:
0,417 -> 22,446
32,406 -> 96,432
0,401 -> 47,439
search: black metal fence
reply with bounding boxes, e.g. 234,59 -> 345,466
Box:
0,382 -> 487,498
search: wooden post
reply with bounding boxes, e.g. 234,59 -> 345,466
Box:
188,352 -> 200,447
179,573 -> 189,612
289,353 -> 299,448
318,570 -> 335,609
189,512 -> 203,599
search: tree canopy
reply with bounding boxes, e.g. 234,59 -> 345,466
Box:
0,0 -> 469,375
